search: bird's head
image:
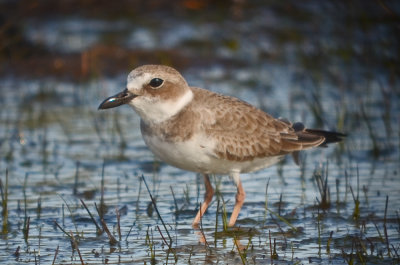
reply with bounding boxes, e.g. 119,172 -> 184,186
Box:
98,65 -> 193,123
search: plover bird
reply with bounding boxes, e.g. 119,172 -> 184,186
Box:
98,65 -> 344,227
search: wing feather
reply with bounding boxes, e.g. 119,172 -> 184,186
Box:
190,87 -> 329,162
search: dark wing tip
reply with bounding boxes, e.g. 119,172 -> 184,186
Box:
305,129 -> 346,146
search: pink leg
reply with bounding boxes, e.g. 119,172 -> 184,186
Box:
228,174 -> 246,227
192,174 -> 214,227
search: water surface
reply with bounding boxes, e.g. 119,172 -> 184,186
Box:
1,1 -> 399,264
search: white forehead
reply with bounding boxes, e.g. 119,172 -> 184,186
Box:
126,72 -> 152,90
126,66 -> 186,90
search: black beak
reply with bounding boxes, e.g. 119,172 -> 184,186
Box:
98,89 -> 137,110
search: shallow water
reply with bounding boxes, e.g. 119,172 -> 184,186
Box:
1,1 -> 400,264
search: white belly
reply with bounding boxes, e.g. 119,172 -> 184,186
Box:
142,133 -> 284,175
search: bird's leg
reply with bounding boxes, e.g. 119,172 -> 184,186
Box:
192,174 -> 214,227
228,172 -> 246,227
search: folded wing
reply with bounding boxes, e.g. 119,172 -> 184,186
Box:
193,88 -> 344,162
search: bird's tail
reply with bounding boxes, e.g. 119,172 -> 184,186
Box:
304,129 -> 346,147
290,128 -> 345,164
289,121 -> 346,147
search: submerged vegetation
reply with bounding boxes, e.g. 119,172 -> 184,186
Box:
1,0 -> 400,264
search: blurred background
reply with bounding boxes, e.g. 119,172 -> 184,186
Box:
0,0 -> 399,264
2,0 -> 399,84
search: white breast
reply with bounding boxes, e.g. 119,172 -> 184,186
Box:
142,132 -> 213,172
141,132 -> 284,175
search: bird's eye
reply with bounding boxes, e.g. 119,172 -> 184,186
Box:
149,78 -> 164,88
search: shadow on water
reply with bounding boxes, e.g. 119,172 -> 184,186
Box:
1,0 -> 400,264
